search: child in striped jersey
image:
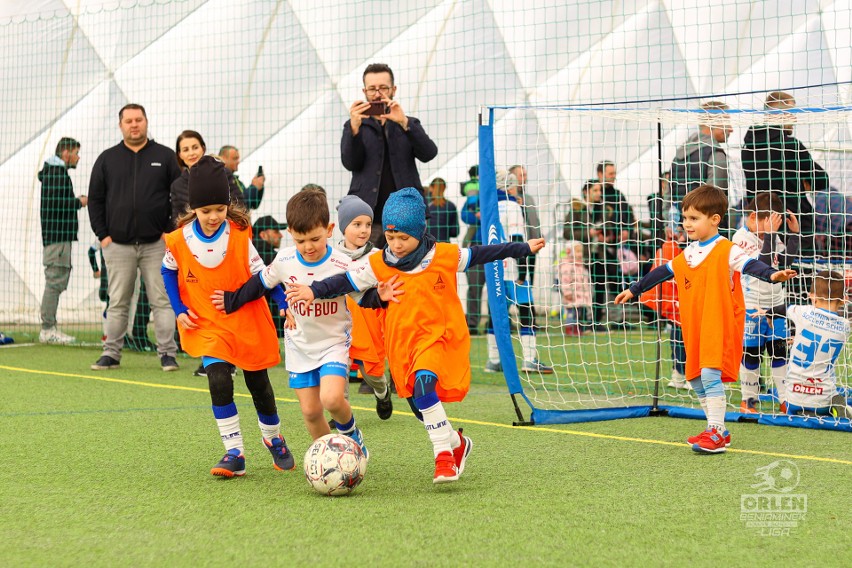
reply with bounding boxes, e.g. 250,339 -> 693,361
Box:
161,156 -> 294,478
286,187 -> 546,483
616,185 -> 796,453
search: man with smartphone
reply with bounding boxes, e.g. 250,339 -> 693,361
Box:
341,62 -> 438,247
218,145 -> 265,212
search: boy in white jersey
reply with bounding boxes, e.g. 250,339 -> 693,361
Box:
731,192 -> 800,413
484,170 -> 553,374
782,271 -> 851,418
212,189 -> 391,460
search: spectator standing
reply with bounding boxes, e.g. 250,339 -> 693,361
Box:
742,91 -> 827,253
426,177 -> 459,243
38,137 -> 86,344
460,165 -> 485,335
341,62 -> 438,247
804,162 -> 849,258
219,145 -> 265,212
596,160 -> 636,242
510,165 -> 542,285
87,103 -> 181,371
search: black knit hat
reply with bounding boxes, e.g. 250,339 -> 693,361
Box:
189,155 -> 230,209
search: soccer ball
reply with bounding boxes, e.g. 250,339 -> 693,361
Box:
303,433 -> 367,496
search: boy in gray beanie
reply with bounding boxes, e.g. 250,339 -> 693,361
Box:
334,195 -> 393,418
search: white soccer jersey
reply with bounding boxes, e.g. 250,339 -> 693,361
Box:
260,245 -> 355,372
498,198 -> 526,281
731,227 -> 785,309
785,305 -> 850,408
163,220 -> 264,274
665,235 -> 750,284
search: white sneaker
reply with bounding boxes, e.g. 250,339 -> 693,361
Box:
39,327 -> 75,344
667,370 -> 690,390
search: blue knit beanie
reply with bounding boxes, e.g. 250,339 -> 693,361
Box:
382,187 -> 426,238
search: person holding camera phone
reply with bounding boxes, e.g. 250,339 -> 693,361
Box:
218,144 -> 265,213
341,63 -> 438,248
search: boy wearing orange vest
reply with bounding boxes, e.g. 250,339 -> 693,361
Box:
161,156 -> 294,477
287,187 -> 546,483
615,185 -> 796,453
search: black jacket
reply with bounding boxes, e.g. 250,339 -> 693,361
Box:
38,159 -> 82,246
89,140 -> 181,243
170,168 -> 259,225
340,116 -> 437,209
742,126 -> 827,215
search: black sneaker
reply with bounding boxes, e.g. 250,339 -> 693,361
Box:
358,381 -> 373,395
375,388 -> 393,420
193,363 -> 207,377
210,449 -> 245,478
161,355 -> 179,372
264,436 -> 296,471
91,355 -> 120,370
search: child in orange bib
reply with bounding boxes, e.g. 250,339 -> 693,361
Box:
161,156 -> 294,478
287,187 -> 546,484
616,185 -> 796,454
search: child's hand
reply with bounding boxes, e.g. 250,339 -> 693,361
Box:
378,274 -> 405,303
528,238 -> 545,254
614,289 -> 634,304
770,269 -> 797,283
93,270 -> 101,279
786,210 -> 799,234
211,290 -> 226,312
765,212 -> 784,233
286,283 -> 315,305
177,309 -> 199,330
280,308 -> 297,330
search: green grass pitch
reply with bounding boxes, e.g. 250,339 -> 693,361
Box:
1,338 -> 850,566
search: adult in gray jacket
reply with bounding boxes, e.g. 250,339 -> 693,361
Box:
88,103 -> 181,372
341,63 -> 438,246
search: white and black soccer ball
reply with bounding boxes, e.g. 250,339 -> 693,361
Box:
303,433 -> 367,496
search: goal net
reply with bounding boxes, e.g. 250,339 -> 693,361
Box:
478,98 -> 852,432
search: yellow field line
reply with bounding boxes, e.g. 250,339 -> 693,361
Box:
3,364 -> 851,466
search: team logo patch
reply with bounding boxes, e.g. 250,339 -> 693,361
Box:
434,273 -> 446,291
684,277 -> 691,290
186,268 -> 198,283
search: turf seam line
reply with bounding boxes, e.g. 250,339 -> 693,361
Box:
3,364 -> 850,466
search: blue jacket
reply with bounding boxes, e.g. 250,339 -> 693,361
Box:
340,116 -> 437,209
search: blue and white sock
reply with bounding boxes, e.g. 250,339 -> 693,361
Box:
334,414 -> 357,436
213,403 -> 243,453
700,368 -> 726,432
257,412 -> 281,442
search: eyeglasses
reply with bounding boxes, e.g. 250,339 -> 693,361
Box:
364,86 -> 392,95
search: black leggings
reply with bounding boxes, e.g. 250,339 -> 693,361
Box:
206,362 -> 277,416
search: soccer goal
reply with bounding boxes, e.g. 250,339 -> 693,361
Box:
478,99 -> 852,433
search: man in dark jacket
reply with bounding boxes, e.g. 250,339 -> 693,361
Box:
341,62 -> 438,247
88,103 -> 181,372
742,91 -> 827,254
252,215 -> 287,337
38,137 -> 86,344
219,145 -> 265,211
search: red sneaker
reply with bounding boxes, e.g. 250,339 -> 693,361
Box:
687,428 -> 731,447
690,428 -> 728,453
452,429 -> 473,476
739,399 -> 759,414
433,451 -> 459,484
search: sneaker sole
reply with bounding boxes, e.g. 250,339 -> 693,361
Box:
483,368 -> 502,374
210,467 -> 246,477
162,366 -> 180,372
690,443 -> 727,454
90,364 -> 120,370
433,473 -> 459,484
272,462 -> 296,472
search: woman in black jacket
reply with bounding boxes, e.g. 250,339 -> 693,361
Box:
170,130 -> 207,226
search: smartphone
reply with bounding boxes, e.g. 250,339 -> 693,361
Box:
365,101 -> 388,116
256,165 -> 264,177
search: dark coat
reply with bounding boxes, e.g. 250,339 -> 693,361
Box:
88,139 -> 181,243
340,116 -> 437,209
38,159 -> 82,246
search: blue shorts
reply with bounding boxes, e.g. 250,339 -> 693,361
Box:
504,280 -> 532,304
288,362 -> 349,389
743,309 -> 787,348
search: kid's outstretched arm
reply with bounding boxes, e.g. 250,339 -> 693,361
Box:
615,264 -> 674,304
466,238 -> 544,268
211,272 -> 268,314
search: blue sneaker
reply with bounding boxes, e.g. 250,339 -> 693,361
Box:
210,448 -> 246,478
346,427 -> 370,462
264,436 -> 295,471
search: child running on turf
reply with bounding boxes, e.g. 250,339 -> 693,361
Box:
161,156 -> 294,478
334,195 -> 393,419
777,270 -> 851,418
213,188 -> 389,460
287,187 -> 546,483
615,185 -> 796,453
731,192 -> 799,413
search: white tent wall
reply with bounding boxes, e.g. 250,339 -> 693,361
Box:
1,0 -> 850,325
